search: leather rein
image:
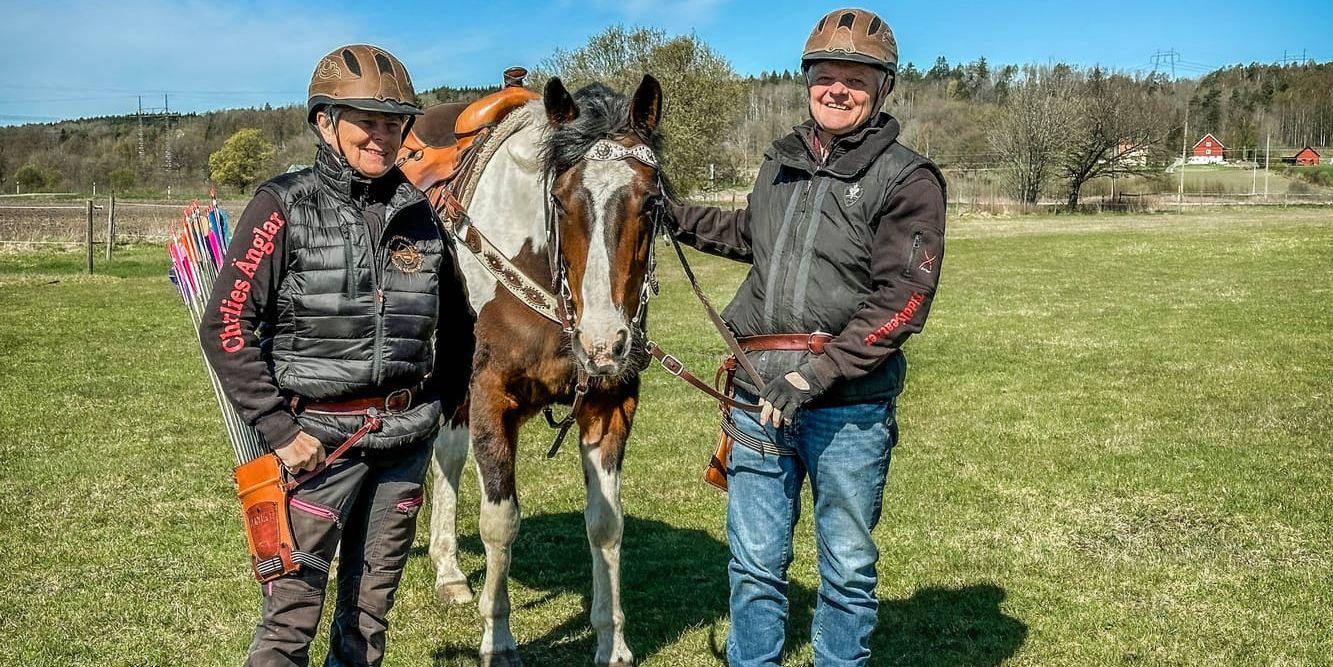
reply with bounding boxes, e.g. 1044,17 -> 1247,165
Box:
435,134 -> 765,456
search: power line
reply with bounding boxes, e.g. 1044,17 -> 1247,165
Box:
1150,49 -> 1181,78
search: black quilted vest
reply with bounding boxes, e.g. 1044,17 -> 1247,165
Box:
258,146 -> 446,449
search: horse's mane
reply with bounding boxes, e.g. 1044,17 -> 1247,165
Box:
542,82 -> 667,185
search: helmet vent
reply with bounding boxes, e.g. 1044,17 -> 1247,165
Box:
374,53 -> 394,76
815,16 -> 827,32
341,49 -> 362,76
837,12 -> 856,30
868,17 -> 882,35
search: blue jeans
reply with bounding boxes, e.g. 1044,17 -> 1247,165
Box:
725,391 -> 897,666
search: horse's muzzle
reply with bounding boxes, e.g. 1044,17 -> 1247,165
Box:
574,327 -> 631,376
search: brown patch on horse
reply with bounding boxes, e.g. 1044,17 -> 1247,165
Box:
576,384 -> 639,472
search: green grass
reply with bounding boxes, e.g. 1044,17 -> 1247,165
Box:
2,207 -> 1331,665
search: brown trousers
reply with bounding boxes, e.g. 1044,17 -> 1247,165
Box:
245,441 -> 431,667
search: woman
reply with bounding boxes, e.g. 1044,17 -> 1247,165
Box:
668,10 -> 947,666
201,44 -> 473,666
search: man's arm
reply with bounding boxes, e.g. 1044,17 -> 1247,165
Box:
199,191 -> 301,450
801,167 -> 947,391
666,198 -> 753,263
429,234 -> 476,425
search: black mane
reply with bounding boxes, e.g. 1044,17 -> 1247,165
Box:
545,82 -> 665,178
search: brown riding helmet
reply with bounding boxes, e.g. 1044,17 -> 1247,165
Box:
802,8 -> 898,76
307,44 -> 423,123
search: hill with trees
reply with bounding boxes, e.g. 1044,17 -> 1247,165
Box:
0,30 -> 1328,207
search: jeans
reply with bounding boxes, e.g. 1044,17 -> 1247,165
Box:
725,391 -> 897,666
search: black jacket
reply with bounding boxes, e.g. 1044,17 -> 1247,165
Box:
669,113 -> 946,404
201,146 -> 475,450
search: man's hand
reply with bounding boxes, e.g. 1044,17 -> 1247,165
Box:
758,369 -> 820,428
274,431 -> 324,473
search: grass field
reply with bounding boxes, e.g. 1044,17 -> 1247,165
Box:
2,207 -> 1330,666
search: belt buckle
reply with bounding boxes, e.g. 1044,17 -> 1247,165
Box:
808,331 -> 831,355
385,388 -> 412,414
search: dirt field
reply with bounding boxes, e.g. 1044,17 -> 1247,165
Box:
0,197 -> 251,244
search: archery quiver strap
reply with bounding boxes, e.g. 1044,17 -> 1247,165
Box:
234,453 -> 298,582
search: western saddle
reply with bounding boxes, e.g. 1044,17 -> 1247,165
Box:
398,66 -> 540,209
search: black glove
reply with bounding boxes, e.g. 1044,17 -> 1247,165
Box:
758,365 -> 827,424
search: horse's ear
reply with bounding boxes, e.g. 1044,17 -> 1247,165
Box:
630,74 -> 662,135
544,77 -> 579,125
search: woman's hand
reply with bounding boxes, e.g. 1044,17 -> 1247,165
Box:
274,431 -> 325,473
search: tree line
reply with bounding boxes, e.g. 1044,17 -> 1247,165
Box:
1,27 -> 1329,208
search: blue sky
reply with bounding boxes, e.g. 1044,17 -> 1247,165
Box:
1,0 -> 1330,124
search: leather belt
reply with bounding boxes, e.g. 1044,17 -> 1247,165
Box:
737,333 -> 834,355
292,385 -> 423,416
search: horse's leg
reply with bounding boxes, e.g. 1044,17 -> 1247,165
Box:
578,391 -> 637,667
429,424 -> 474,604
471,371 -> 523,666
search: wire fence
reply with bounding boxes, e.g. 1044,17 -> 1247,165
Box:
2,187 -> 1331,247
0,197 -> 248,245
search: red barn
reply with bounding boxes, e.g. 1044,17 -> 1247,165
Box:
1294,146 -> 1320,166
1190,133 -> 1226,164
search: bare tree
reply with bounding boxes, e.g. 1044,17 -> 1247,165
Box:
991,67 -> 1079,204
1057,69 -> 1172,210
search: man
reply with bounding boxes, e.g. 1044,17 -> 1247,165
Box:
201,44 -> 474,666
668,9 -> 947,665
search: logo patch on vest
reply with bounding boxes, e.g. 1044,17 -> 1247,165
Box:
844,183 -> 862,205
388,236 -> 423,273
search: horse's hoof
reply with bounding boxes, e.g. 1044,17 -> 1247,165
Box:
480,650 -> 523,667
436,580 -> 474,604
599,661 -> 634,667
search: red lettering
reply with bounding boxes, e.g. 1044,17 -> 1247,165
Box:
215,212 -> 284,354
232,259 -> 257,279
864,293 -> 926,345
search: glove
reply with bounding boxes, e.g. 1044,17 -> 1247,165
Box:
758,364 -> 827,427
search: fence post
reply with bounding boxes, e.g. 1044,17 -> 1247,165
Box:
105,194 -> 116,261
85,199 -> 94,274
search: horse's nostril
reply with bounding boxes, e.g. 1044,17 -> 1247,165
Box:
612,329 -> 629,357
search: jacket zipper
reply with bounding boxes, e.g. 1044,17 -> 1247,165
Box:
340,225 -> 357,298
903,230 -> 922,277
368,198 -> 414,385
368,213 -> 385,385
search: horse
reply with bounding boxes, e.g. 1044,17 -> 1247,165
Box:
427,75 -> 666,667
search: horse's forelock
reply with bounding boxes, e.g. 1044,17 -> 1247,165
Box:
544,82 -> 663,179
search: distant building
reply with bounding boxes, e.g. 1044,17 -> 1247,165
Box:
1292,146 -> 1321,166
1114,142 -> 1150,167
1190,133 -> 1226,164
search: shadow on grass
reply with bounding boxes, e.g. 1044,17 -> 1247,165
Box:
430,512 -> 1025,666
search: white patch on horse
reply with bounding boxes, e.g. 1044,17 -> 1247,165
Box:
580,441 -> 634,665
477,492 -> 521,659
578,158 -> 635,349
455,103 -> 550,314
429,425 -> 472,604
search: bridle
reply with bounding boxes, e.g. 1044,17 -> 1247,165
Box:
438,132 -> 762,458
544,138 -> 663,363
540,137 -> 666,453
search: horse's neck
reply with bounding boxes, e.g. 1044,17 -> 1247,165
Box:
468,113 -> 550,261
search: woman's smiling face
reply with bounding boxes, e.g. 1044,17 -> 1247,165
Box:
316,107 -> 406,178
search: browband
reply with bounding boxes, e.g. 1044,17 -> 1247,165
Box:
585,139 -> 658,167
